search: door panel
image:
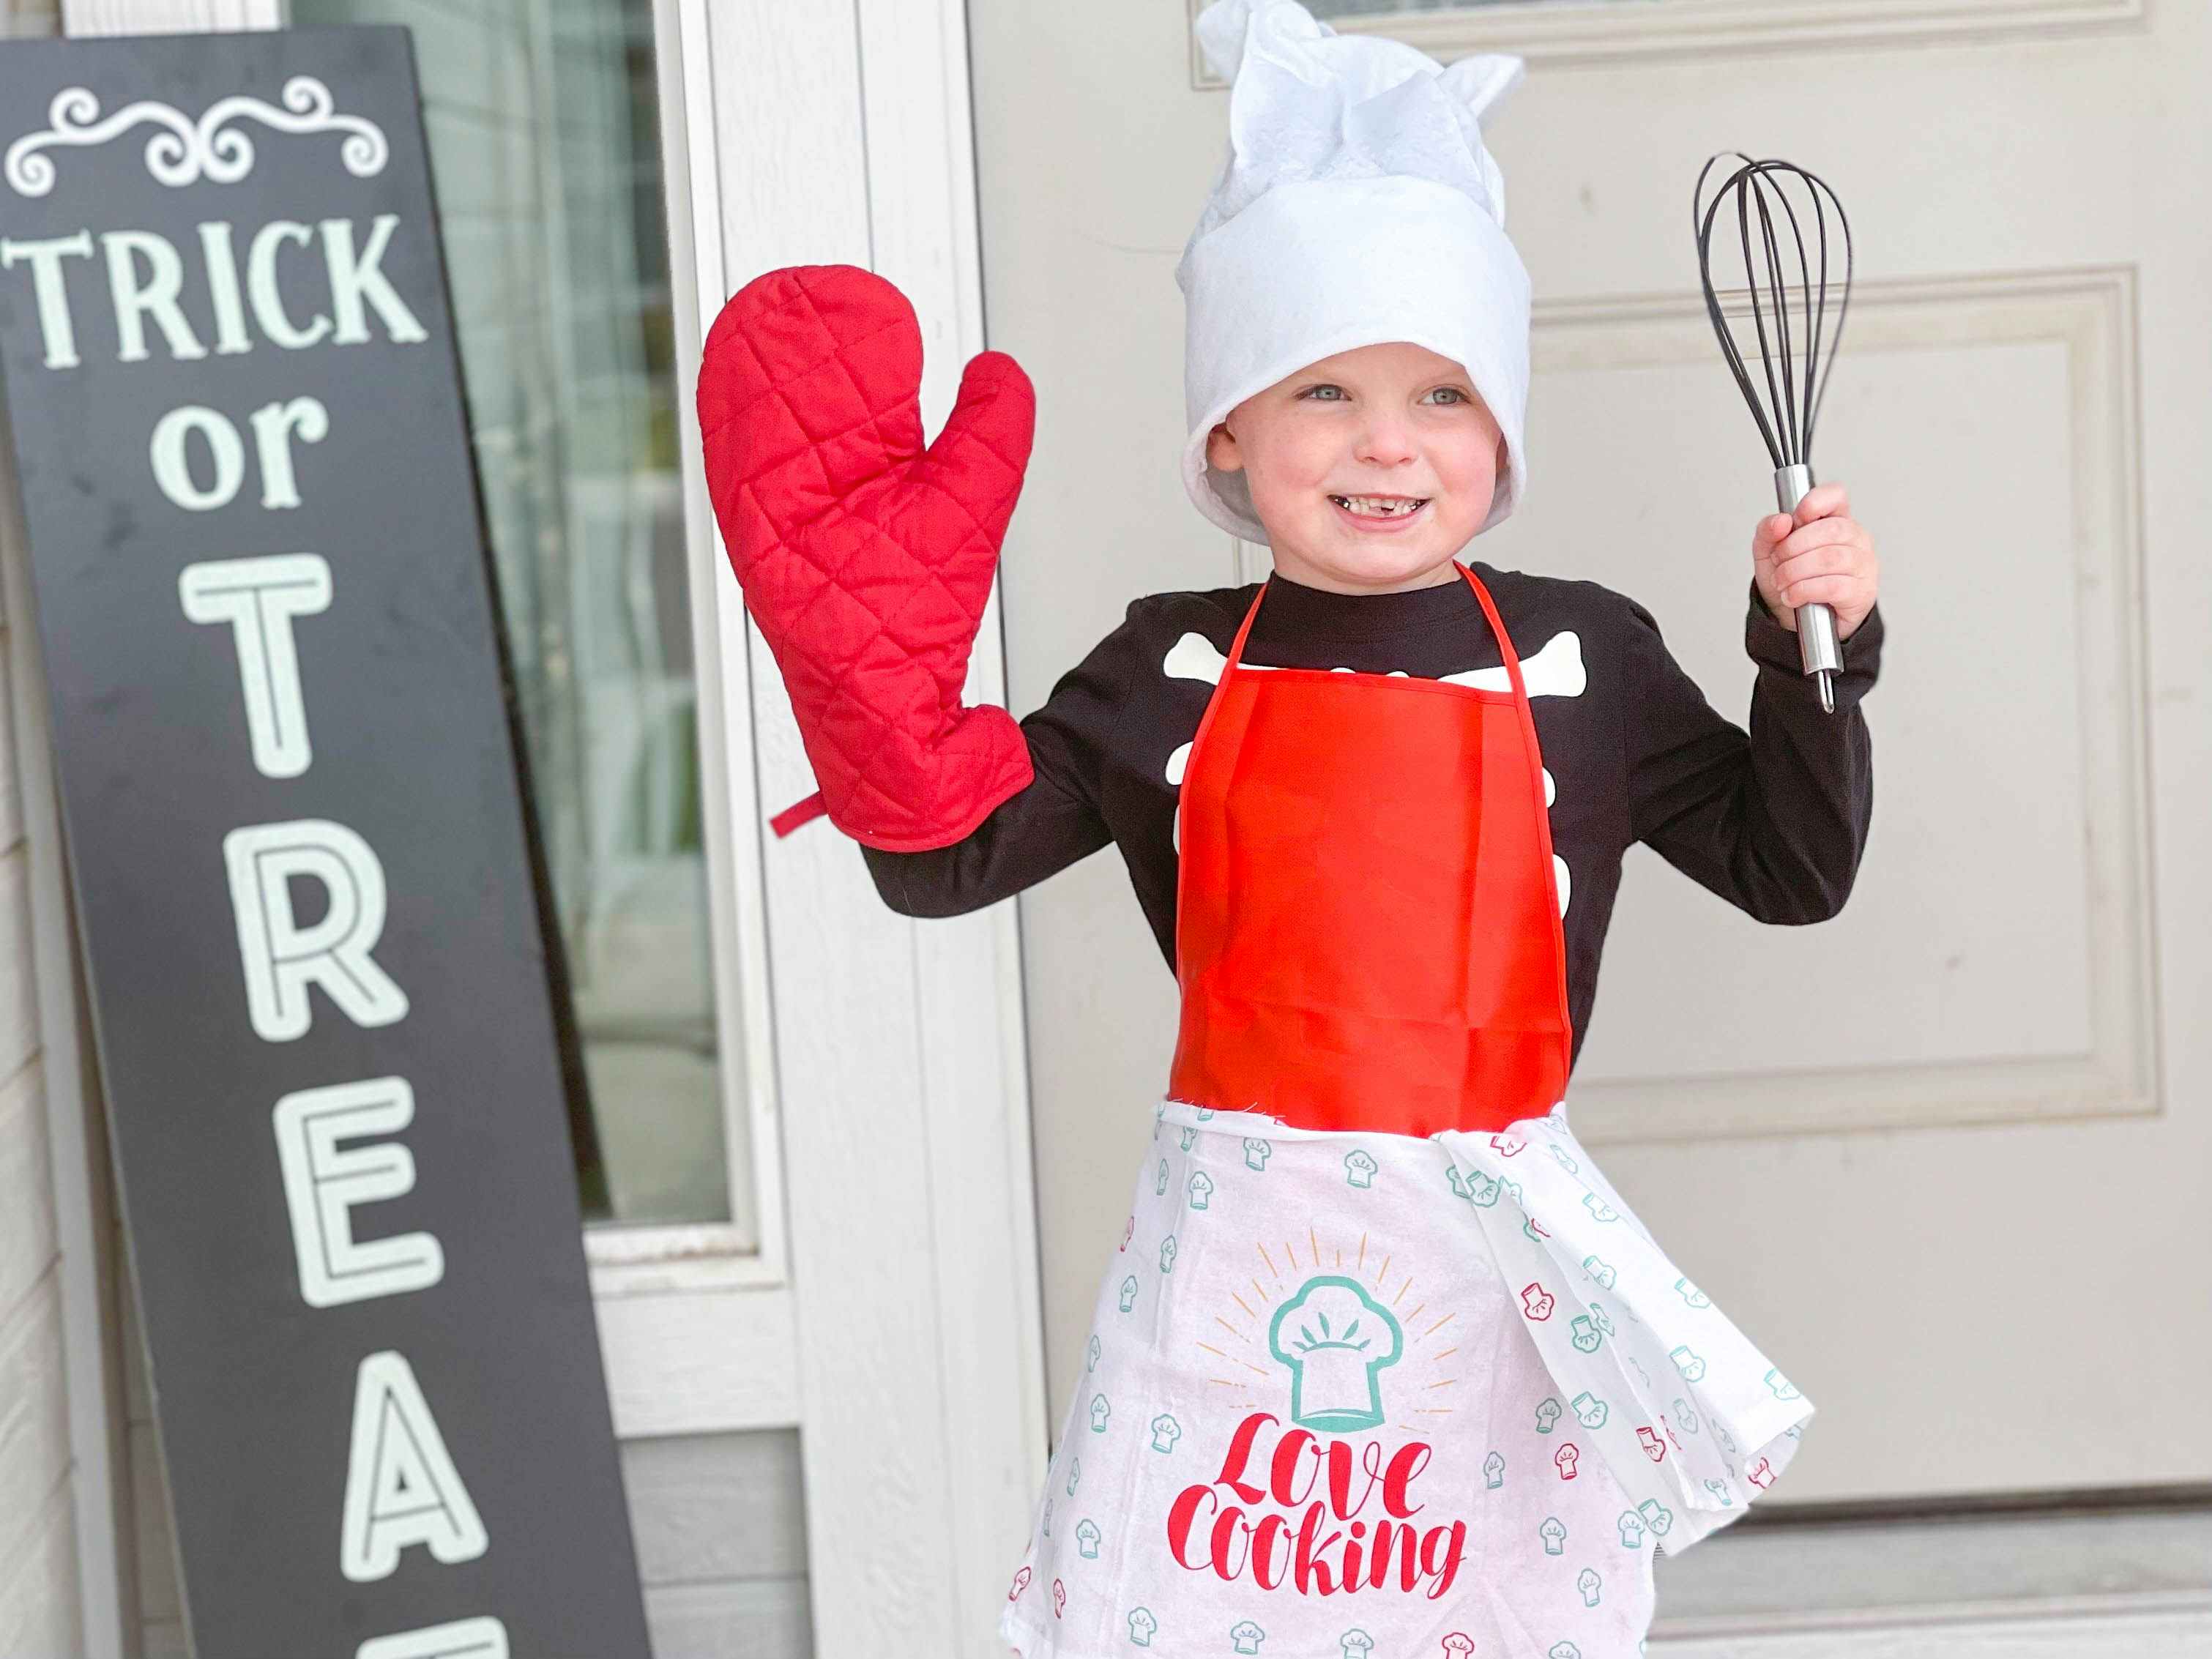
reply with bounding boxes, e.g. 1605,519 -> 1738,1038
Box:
966,0 -> 2211,1502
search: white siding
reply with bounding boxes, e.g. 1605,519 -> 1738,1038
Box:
0,1065 -> 81,1659
0,0 -> 92,1641
0,0 -> 89,1647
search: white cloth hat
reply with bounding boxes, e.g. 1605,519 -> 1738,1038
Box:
1177,0 -> 1533,545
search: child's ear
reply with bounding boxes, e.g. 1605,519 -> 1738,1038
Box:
1205,420 -> 1244,473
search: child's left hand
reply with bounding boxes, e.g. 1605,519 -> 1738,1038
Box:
1752,482 -> 1880,641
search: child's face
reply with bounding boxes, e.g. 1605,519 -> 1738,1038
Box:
1204,341 -> 1507,594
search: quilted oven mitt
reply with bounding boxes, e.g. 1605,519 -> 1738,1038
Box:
697,264 -> 1037,851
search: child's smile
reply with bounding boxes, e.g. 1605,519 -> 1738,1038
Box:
1327,493 -> 1431,530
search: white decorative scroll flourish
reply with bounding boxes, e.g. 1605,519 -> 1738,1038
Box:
4,77 -> 388,198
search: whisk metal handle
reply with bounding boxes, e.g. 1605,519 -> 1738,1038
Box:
1774,463 -> 1842,715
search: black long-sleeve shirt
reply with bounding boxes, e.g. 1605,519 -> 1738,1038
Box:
861,559 -> 1883,1072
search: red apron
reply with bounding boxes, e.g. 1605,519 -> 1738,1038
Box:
1167,559 -> 1571,1137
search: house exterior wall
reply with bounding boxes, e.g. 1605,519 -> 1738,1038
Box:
0,7 -> 93,1659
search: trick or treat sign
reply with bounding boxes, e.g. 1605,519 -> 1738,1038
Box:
0,30 -> 649,1659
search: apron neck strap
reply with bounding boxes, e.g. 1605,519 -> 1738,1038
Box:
1223,562 -> 1530,698
1461,562 -> 1531,703
1222,575 -> 1270,675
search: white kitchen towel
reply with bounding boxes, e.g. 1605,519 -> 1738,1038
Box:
1002,1101 -> 1662,1658
1178,0 -> 1535,544
1435,1107 -> 1816,1554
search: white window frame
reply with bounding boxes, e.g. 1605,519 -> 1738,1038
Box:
580,0 -> 795,1297
572,0 -> 819,1446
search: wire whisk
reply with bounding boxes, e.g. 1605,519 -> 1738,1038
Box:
1692,153 -> 1854,713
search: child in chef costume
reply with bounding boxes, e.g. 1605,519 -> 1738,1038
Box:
697,1 -> 1883,1652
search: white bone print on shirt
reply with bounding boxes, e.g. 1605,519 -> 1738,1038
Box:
1163,627 -> 1585,917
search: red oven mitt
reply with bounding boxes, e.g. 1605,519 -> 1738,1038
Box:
696,264 -> 1036,851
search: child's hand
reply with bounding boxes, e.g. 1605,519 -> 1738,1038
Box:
1752,482 -> 1880,641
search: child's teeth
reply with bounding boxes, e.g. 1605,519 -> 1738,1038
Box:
1338,495 -> 1423,518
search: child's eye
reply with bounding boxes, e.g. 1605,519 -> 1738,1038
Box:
1298,385 -> 1473,405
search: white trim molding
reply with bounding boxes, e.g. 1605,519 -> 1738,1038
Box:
1189,0 -> 2150,83
61,0 -> 278,37
691,0 -> 1048,1652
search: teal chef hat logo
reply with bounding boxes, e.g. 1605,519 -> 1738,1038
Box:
1267,1274 -> 1403,1431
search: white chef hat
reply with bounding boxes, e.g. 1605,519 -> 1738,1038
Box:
1177,0 -> 1533,545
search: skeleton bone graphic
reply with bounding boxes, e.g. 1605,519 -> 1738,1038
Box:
1163,627 -> 1586,917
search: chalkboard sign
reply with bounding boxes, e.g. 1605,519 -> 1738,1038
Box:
0,28 -> 651,1659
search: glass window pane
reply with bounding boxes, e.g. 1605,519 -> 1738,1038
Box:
291,0 -> 741,1235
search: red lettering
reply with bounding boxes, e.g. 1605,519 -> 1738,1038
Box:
1210,1506 -> 1251,1581
1166,1484 -> 1218,1570
1249,1512 -> 1290,1589
1213,1413 -> 1276,1504
1292,1500 -> 1340,1595
1270,1428 -> 1322,1507
1420,1521 -> 1468,1598
1382,1441 -> 1431,1518
1327,1437 -> 1391,1518
1365,1518 -> 1397,1588
1170,1421 -> 1467,1603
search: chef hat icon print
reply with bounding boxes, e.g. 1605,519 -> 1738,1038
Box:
1267,1275 -> 1404,1431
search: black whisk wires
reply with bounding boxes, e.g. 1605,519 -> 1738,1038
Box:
1693,152 -> 1855,712
1694,153 -> 1852,471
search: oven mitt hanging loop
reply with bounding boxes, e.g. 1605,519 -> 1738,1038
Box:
697,263 -> 1036,851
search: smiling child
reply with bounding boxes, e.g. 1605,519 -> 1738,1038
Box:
699,1 -> 1884,1652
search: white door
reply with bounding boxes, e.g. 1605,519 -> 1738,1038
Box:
967,0 -> 2212,1513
